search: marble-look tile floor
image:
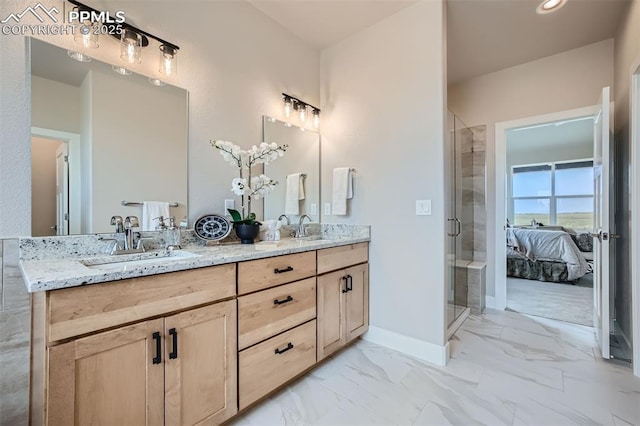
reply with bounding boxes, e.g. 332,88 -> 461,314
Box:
230,309 -> 640,426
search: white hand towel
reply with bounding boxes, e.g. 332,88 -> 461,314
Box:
142,201 -> 170,231
285,173 -> 305,215
332,168 -> 353,216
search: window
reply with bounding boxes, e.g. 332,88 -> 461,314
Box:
511,160 -> 593,229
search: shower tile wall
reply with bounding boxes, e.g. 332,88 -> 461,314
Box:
0,239 -> 30,426
471,125 -> 487,262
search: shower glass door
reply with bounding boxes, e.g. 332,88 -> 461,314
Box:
447,111 -> 472,328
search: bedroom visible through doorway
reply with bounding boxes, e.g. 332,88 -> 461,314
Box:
505,116 -> 595,326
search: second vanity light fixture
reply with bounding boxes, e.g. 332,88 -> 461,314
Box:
282,93 -> 321,129
68,0 -> 180,79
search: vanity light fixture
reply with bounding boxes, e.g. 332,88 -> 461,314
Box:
67,0 -> 181,76
281,93 -> 320,129
74,20 -> 99,48
297,103 -> 307,122
120,28 -> 143,64
283,95 -> 293,118
67,50 -> 92,62
159,44 -> 178,76
536,0 -> 567,14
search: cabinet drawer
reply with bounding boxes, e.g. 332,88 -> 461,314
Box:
238,251 -> 316,295
239,320 -> 316,409
317,243 -> 368,274
238,277 -> 316,350
47,264 -> 236,343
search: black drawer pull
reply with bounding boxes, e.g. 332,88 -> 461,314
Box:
274,342 -> 294,355
347,274 -> 353,292
274,295 -> 294,305
342,275 -> 349,293
274,266 -> 294,274
169,328 -> 178,359
152,332 -> 161,364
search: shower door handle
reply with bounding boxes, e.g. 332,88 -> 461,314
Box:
447,218 -> 456,237
454,218 -> 461,237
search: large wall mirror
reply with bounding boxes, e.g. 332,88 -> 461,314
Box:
30,38 -> 188,236
263,116 -> 320,223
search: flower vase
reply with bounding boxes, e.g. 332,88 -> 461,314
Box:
235,223 -> 260,244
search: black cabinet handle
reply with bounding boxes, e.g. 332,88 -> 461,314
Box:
169,328 -> 178,359
274,295 -> 294,305
347,274 -> 353,292
274,266 -> 294,274
274,342 -> 294,355
152,332 -> 161,364
342,275 -> 349,293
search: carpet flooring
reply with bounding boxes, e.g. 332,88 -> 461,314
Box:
507,275 -> 593,326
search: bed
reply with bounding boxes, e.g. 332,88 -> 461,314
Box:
506,227 -> 592,283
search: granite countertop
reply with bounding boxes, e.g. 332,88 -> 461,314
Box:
20,226 -> 370,293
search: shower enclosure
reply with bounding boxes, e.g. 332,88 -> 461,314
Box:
446,111 -> 475,332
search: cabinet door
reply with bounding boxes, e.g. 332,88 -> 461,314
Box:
345,263 -> 369,342
317,269 -> 347,360
164,301 -> 238,426
47,318 -> 164,426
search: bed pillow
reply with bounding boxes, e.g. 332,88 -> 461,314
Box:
572,233 -> 593,252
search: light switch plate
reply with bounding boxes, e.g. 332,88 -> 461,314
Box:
310,203 -> 317,216
416,200 -> 431,216
324,203 -> 331,216
224,199 -> 235,213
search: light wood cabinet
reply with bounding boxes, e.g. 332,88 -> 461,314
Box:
32,265 -> 238,426
317,252 -> 369,361
47,318 -> 165,426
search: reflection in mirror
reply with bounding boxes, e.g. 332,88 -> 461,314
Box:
263,116 -> 320,224
30,38 -> 188,236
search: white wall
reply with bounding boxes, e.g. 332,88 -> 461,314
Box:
0,0 -> 320,237
89,69 -> 187,232
320,1 -> 448,355
448,39 -> 614,298
31,76 -> 81,134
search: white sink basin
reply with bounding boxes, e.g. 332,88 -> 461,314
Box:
82,250 -> 200,272
294,237 -> 334,246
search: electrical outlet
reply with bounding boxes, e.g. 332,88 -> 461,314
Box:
224,199 -> 234,213
310,203 -> 317,216
324,203 -> 331,216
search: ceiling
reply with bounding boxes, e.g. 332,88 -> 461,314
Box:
447,0 -> 630,84
247,0 -> 417,49
246,0 -> 630,85
506,117 -> 594,154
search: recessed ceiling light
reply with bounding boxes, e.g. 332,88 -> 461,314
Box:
536,0 -> 567,14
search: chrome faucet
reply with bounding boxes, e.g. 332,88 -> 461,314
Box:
124,216 -> 140,251
111,216 -> 124,233
278,214 -> 290,225
295,215 -> 312,238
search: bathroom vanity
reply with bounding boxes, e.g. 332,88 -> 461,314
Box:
22,230 -> 369,425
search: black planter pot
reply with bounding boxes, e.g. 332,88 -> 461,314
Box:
235,223 -> 260,244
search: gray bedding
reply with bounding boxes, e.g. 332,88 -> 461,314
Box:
506,228 -> 591,282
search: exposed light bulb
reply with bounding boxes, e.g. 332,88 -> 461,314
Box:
312,109 -> 320,129
284,97 -> 292,118
120,29 -> 142,64
74,20 -> 98,48
159,44 -> 178,76
298,104 -> 306,122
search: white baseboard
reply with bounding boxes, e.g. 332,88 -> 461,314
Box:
485,296 -> 496,309
362,326 -> 450,366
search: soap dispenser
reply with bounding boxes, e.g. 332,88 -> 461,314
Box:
166,216 -> 181,250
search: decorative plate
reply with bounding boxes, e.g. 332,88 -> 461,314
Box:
193,214 -> 232,241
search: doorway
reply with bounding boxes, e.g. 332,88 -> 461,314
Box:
504,117 -> 595,326
31,127 -> 81,235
